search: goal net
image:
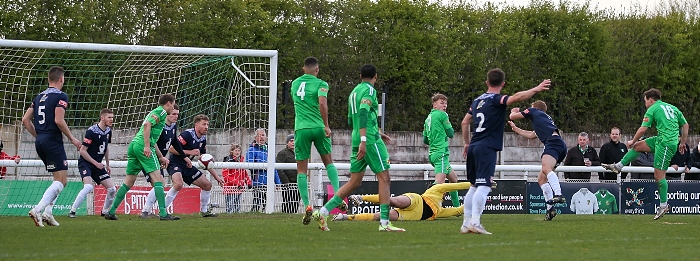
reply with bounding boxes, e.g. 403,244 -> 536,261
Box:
0,39 -> 283,216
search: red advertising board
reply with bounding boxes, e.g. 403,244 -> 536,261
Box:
94,186 -> 201,215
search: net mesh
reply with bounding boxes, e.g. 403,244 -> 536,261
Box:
0,44 -> 283,215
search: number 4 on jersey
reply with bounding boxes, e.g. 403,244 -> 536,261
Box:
296,82 -> 306,100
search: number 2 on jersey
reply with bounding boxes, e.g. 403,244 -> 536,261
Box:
475,113 -> 486,132
296,82 -> 306,100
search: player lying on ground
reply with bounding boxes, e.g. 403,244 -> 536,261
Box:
333,182 -> 473,221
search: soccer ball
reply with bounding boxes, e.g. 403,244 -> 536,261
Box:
198,154 -> 214,170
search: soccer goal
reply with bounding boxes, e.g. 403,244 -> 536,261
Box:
0,39 -> 282,215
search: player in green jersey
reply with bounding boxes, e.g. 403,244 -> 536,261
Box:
603,88 -> 688,220
105,94 -> 179,221
290,57 -> 346,225
423,93 -> 461,207
312,64 -> 404,232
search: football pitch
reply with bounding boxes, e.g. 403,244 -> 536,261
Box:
1,213 -> 698,260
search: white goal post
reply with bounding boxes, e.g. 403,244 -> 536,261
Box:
0,39 -> 281,214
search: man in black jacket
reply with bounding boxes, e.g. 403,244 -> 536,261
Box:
689,143 -> 700,180
668,141 -> 692,180
564,132 -> 600,180
276,134 -> 298,213
599,127 -> 628,180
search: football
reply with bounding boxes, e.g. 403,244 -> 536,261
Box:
198,154 -> 214,170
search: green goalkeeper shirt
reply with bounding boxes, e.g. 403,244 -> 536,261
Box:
423,109 -> 453,155
348,82 -> 380,147
132,106 -> 168,147
291,74 -> 329,130
642,100 -> 687,145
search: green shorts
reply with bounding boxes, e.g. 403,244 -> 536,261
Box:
429,153 -> 452,175
125,142 -> 160,175
350,141 -> 390,173
294,127 -> 332,160
643,136 -> 678,170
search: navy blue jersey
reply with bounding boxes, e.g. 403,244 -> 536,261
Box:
31,87 -> 69,139
156,123 -> 177,157
521,107 -> 560,144
169,128 -> 206,164
467,93 -> 509,150
78,124 -> 112,164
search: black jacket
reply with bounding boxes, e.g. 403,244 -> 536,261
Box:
564,145 -> 600,177
276,147 -> 296,184
599,140 -> 628,164
691,147 -> 700,168
668,143 -> 692,178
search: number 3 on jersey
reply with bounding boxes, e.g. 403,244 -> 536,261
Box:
475,113 -> 486,132
296,82 -> 306,100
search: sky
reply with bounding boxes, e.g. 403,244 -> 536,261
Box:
441,0 -> 668,14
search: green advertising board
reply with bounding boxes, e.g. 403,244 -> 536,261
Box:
0,180 -> 86,216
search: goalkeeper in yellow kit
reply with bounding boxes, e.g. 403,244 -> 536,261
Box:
333,182 -> 472,221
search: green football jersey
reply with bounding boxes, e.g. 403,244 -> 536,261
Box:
291,74 -> 329,130
423,109 -> 452,155
348,82 -> 380,147
132,106 -> 168,147
642,100 -> 687,144
595,190 -> 618,214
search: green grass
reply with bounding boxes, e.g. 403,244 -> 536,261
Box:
1,213 -> 698,260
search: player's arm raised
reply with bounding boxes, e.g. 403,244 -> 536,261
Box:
54,103 -> 81,149
461,112 -> 473,159
21,106 -> 37,138
509,107 -> 525,121
506,79 -> 551,106
508,121 -> 537,140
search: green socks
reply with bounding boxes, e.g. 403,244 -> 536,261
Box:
109,184 -> 131,215
326,164 -> 340,192
323,195 -> 345,213
297,174 -> 309,206
449,190 -> 461,207
658,178 -> 668,204
380,204 -> 390,221
154,182 -> 167,217
620,149 -> 641,166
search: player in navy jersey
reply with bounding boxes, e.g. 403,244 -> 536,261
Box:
140,105 -> 189,218
166,114 -> 224,217
460,68 -> 550,234
21,66 -> 82,227
508,100 -> 566,221
67,109 -> 117,218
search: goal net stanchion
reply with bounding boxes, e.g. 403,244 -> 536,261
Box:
0,39 -> 278,216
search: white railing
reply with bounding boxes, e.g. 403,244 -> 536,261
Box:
2,160 -> 697,173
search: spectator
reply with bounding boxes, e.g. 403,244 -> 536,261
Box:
631,137 -> 654,179
689,142 -> 700,180
276,134 -> 299,214
0,141 -> 21,179
222,144 -> 251,213
564,132 -> 600,180
668,140 -> 692,180
246,128 -> 281,212
599,127 -> 628,180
